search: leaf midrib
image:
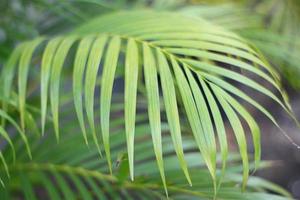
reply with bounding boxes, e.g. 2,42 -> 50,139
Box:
4,162 -> 210,198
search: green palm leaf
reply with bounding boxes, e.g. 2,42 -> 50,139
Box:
1,10 -> 294,195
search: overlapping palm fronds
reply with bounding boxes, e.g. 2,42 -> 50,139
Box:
0,106 -> 292,200
1,9 -> 295,196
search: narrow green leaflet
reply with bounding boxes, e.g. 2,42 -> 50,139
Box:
125,38 -> 139,181
50,35 -> 78,140
19,173 -> 38,200
18,37 -> 44,130
156,51 -> 192,187
0,152 -> 9,179
143,44 -> 167,194
0,126 -> 15,163
52,171 -> 76,200
73,35 -> 95,145
211,84 -> 249,190
84,176 -> 107,200
1,43 -> 26,125
170,57 -> 215,191
100,36 -> 121,174
39,172 -> 61,200
41,37 -> 63,135
184,66 -> 217,169
68,172 -> 93,200
198,77 -> 228,189
0,110 -> 31,159
215,86 -> 261,171
84,35 -> 108,156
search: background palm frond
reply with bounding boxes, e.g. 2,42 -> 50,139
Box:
0,106 -> 291,200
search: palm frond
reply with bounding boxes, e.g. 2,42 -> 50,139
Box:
1,10 -> 293,194
0,108 -> 291,200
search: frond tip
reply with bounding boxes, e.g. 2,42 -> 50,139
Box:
2,10 -> 294,194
